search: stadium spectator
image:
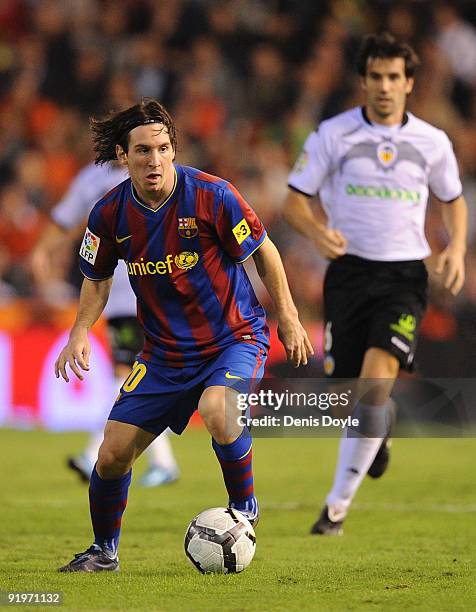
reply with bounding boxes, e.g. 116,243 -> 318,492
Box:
434,1 -> 476,88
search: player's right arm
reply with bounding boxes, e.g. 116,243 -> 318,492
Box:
31,163 -> 120,286
30,221 -> 67,286
284,126 -> 347,259
282,189 -> 347,259
55,277 -> 112,382
31,168 -> 94,284
56,198 -> 119,382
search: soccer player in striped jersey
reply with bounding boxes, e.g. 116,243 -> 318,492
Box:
55,98 -> 313,572
284,33 -> 468,535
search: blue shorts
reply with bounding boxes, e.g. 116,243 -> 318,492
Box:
108,341 -> 267,436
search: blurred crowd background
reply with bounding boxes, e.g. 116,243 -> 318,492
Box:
1,0 -> 476,375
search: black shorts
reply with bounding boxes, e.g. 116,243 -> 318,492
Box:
323,255 -> 428,378
106,316 -> 144,366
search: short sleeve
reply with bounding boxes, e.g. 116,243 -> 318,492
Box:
79,206 -> 119,280
51,176 -> 92,230
215,183 -> 266,263
287,128 -> 332,196
51,164 -> 128,229
428,133 -> 462,203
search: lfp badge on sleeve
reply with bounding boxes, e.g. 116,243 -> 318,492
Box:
80,228 -> 100,265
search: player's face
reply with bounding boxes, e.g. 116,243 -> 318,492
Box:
361,57 -> 414,125
116,124 -> 175,207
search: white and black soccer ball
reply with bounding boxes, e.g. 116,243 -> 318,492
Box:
184,507 -> 256,574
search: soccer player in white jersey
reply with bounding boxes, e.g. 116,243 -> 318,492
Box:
31,162 -> 180,487
283,32 -> 468,535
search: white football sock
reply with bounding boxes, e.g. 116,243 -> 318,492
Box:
114,375 -> 126,400
325,402 -> 390,519
146,429 -> 178,472
83,375 -> 125,465
83,431 -> 104,465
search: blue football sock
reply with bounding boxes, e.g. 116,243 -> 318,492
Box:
89,465 -> 132,557
212,428 -> 254,507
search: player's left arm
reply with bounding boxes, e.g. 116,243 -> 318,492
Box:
252,237 -> 314,367
435,195 -> 467,296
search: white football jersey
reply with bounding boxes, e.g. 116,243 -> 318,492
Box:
51,163 -> 135,318
288,107 -> 462,261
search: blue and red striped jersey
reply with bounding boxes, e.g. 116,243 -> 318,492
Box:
79,164 -> 269,366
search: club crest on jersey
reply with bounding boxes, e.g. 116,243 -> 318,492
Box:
178,217 -> 198,238
175,251 -> 199,270
79,228 -> 100,265
323,354 -> 335,376
377,141 -> 398,169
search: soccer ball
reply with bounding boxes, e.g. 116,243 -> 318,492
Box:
184,507 -> 256,574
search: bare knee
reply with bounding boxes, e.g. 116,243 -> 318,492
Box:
95,420 -> 156,479
97,442 -> 134,479
198,386 -> 241,445
359,348 -> 399,406
360,347 -> 400,379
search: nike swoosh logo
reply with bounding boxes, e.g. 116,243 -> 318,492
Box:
115,234 -> 132,244
225,371 -> 244,381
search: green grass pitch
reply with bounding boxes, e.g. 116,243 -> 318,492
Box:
0,429 -> 475,611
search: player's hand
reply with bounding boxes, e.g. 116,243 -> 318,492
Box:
277,315 -> 314,368
54,327 -> 91,382
314,227 -> 347,260
435,245 -> 465,296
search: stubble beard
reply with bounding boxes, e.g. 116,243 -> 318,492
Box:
371,100 -> 394,120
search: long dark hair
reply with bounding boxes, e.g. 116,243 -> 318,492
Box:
357,32 -> 419,78
90,98 -> 177,164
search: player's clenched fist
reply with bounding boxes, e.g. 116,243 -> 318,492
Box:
55,327 -> 91,382
314,226 -> 347,260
